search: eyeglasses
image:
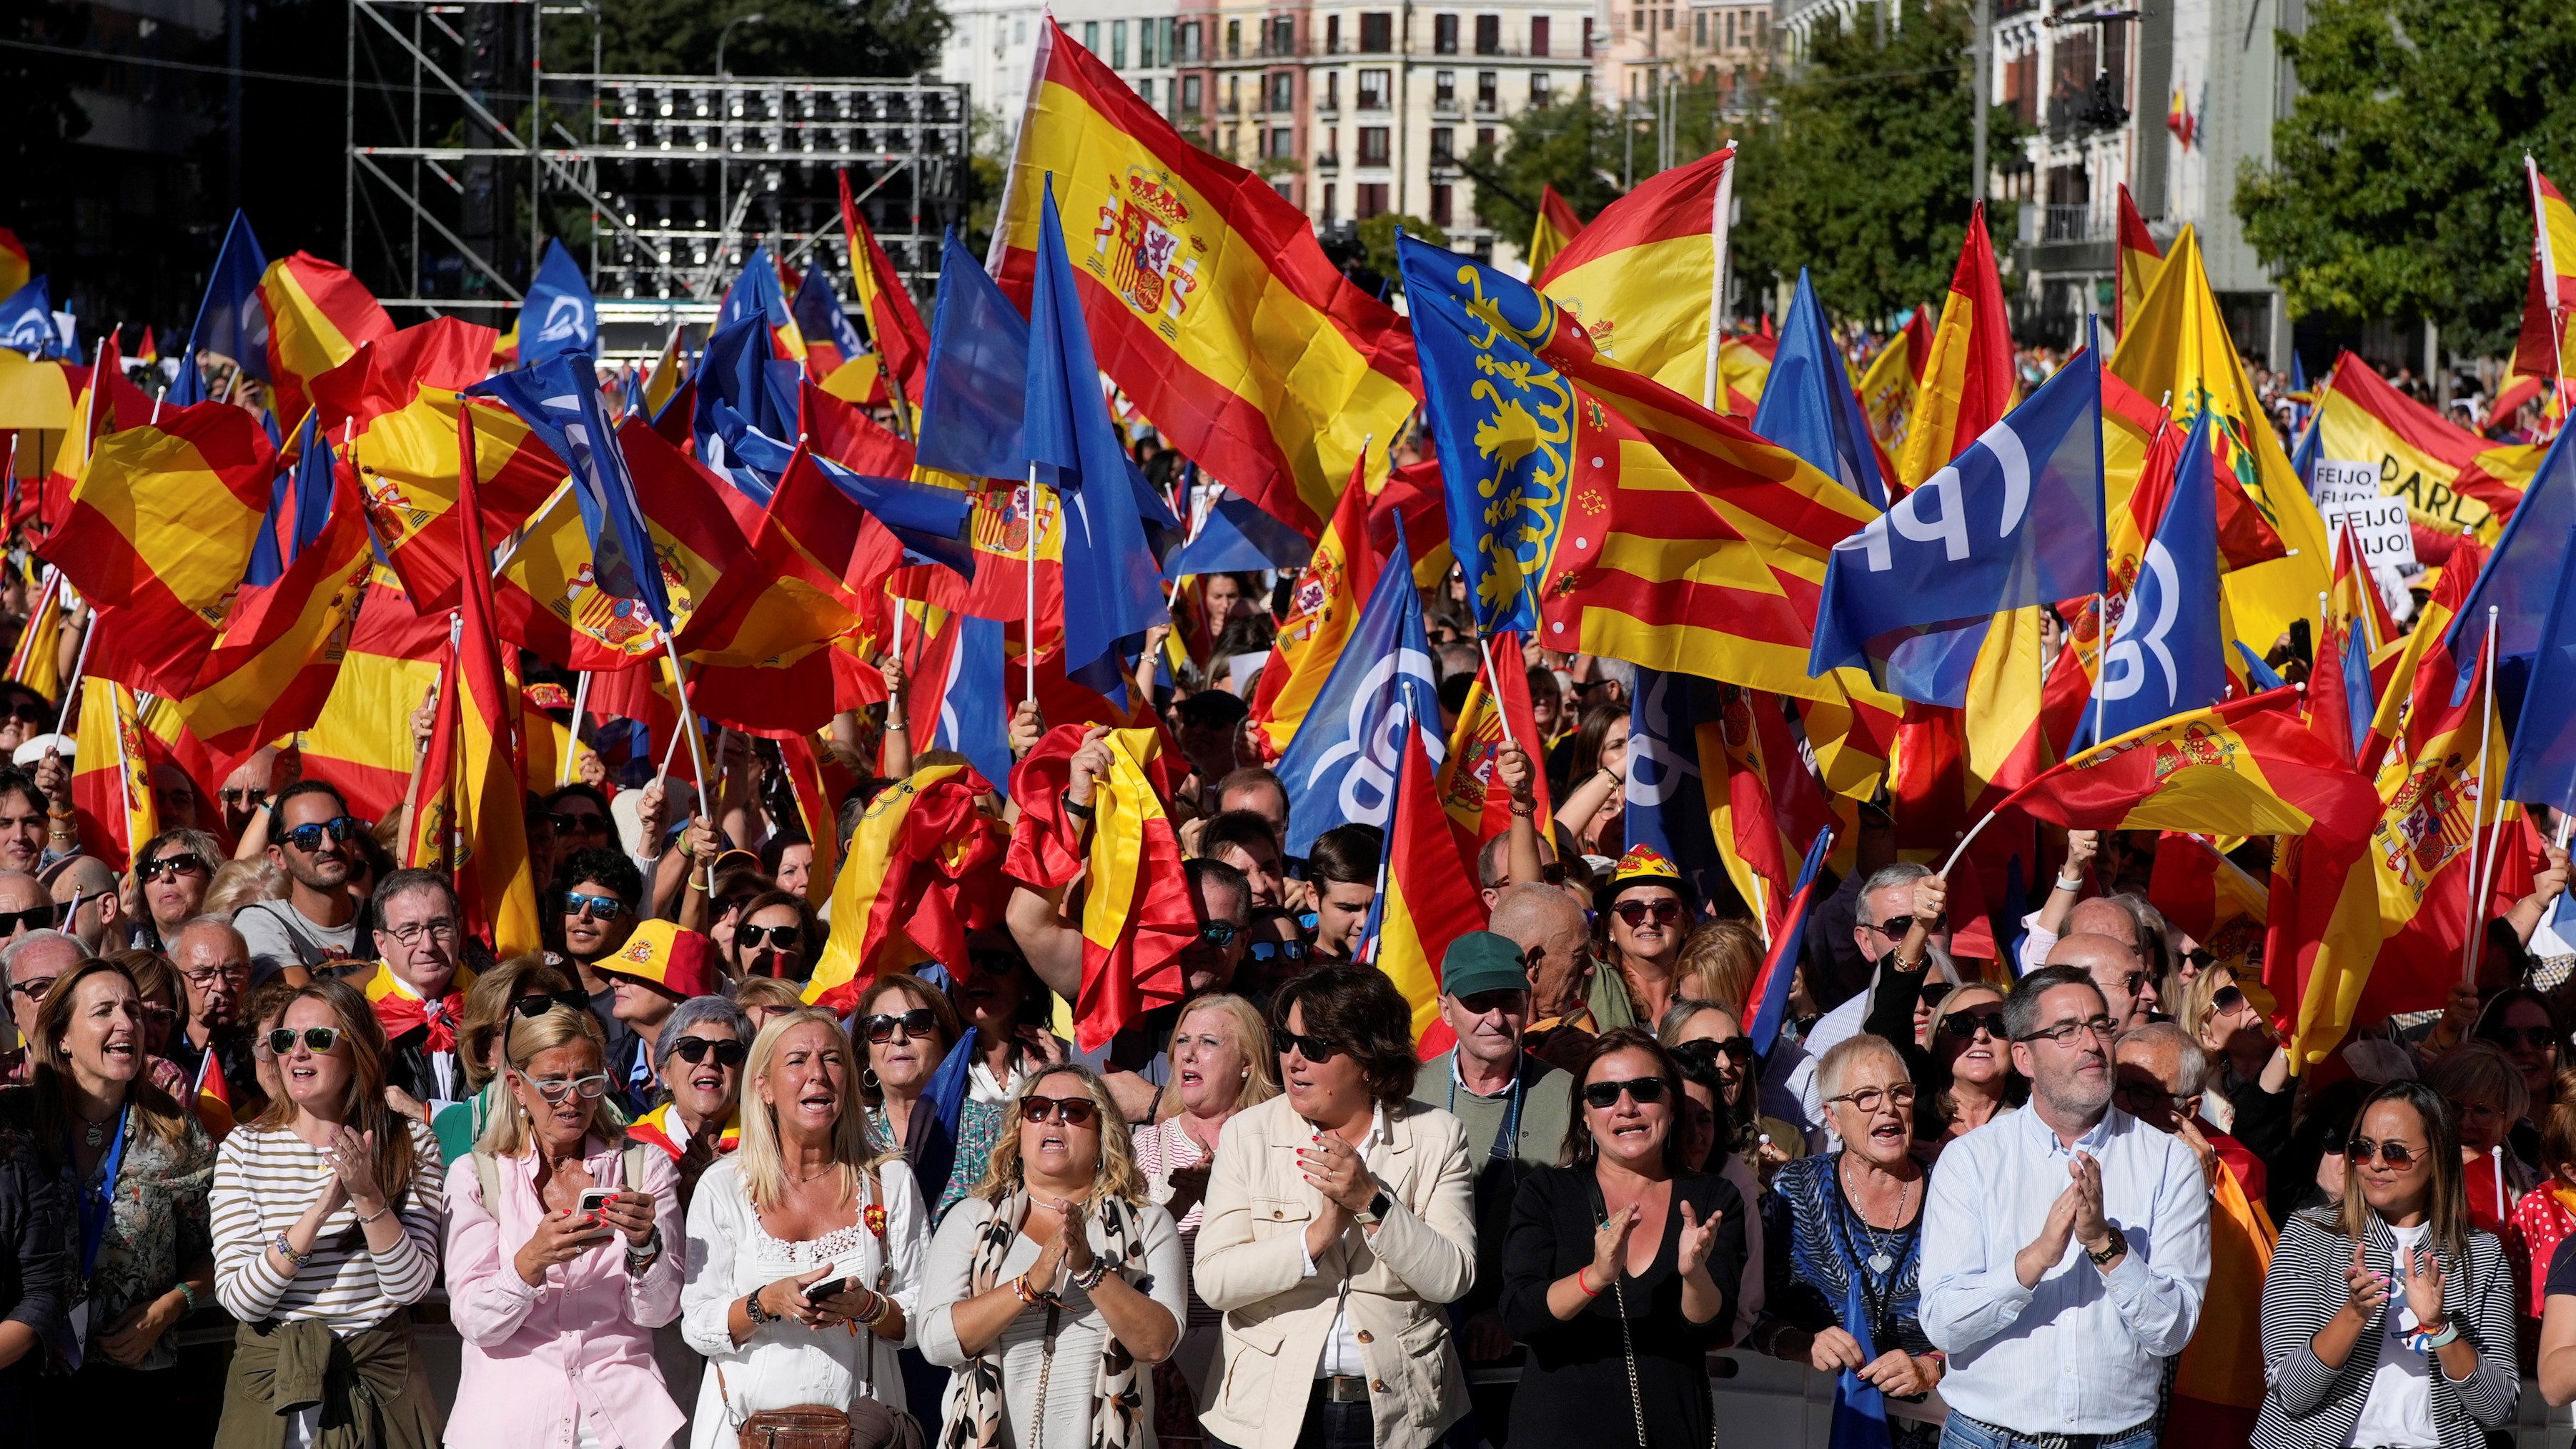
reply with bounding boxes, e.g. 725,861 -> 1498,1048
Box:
0,904 -> 59,934
1275,1028 -> 1342,1063
1021,1094 -> 1100,1127
179,962 -> 252,989
1195,921 -> 1240,949
1919,981 -> 1953,1009
267,1026 -> 343,1055
736,923 -> 802,951
550,812 -> 608,835
2481,1024 -> 2559,1051
6,974 -> 60,1004
382,918 -> 459,947
510,988 -> 593,1019
2347,1136 -> 2422,1169
670,1036 -> 748,1067
1247,939 -> 1308,964
1613,899 -> 1683,927
563,892 -> 628,921
1582,1077 -> 1669,1109
863,1008 -> 938,1043
1706,1037 -> 1756,1062
522,1072 -> 613,1104
1827,1083 -> 1918,1114
1941,1009 -> 2008,1039
2018,1016 -> 2118,1046
277,816 -> 363,852
135,854 -> 208,883
2211,984 -> 2246,1014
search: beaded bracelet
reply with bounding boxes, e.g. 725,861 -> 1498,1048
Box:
272,1232 -> 314,1270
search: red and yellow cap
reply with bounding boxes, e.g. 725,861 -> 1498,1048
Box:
597,919 -> 720,999
1595,844 -> 1694,914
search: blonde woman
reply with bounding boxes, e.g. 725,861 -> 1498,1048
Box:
1677,919 -> 1763,1018
922,1064 -> 1187,1448
442,1004 -> 685,1449
680,1008 -> 928,1449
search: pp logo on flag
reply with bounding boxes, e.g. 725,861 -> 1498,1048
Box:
1303,649 -> 1441,827
535,292 -> 593,346
1624,673 -> 1703,810
2099,539 -> 2182,708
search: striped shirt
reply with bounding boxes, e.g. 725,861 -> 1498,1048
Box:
210,1119 -> 445,1335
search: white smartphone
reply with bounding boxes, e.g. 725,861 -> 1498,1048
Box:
577,1187 -> 615,1215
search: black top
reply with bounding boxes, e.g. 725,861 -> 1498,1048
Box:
1500,1163 -> 1743,1448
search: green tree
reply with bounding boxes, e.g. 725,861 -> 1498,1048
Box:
1356,213 -> 1447,293
1731,0 -> 2024,320
2234,0 -> 2576,355
575,0 -> 948,78
1465,99 -> 1628,243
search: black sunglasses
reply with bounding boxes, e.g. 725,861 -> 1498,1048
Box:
1582,1077 -> 1668,1109
136,854 -> 209,883
278,816 -> 363,852
737,923 -> 802,951
670,1036 -> 749,1067
1919,981 -> 1954,1008
0,903 -> 59,934
1706,1037 -> 1755,1062
1941,1008 -> 2008,1039
863,1008 -> 938,1043
1197,921 -> 1240,949
2348,1136 -> 2421,1168
510,987 -> 593,1019
1247,939 -> 1308,963
550,811 -> 608,835
1275,1028 -> 1341,1063
1021,1094 -> 1100,1127
2211,984 -> 2246,1014
2482,1024 -> 2559,1051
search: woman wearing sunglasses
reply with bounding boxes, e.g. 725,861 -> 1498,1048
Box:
725,889 -> 822,984
430,955 -> 589,1166
2252,1079 -> 2517,1449
633,995 -> 752,1210
443,1003 -> 685,1449
208,978 -> 446,1447
1499,1025 -> 1740,1448
1750,1034 -> 1946,1448
2176,963 -> 2294,1177
2470,986 -> 2566,1162
923,1062 -> 1186,1448
1927,983 -> 2023,1149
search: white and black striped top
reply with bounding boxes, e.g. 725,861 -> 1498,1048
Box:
209,1119 -> 445,1336
2251,1207 -> 2519,1449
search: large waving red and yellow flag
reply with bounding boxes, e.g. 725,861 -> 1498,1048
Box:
838,169 -> 930,406
675,444 -> 874,735
1536,147 -> 1736,407
1372,721 -> 1489,1056
2309,347 -> 2540,543
258,252 -> 395,428
2512,158 -> 2576,407
1527,184 -> 1585,276
69,676 -> 157,871
1895,205 -> 2018,487
2114,184 -> 2165,342
990,20 -> 1418,537
298,570 -> 447,824
407,405 -> 541,956
1247,455 -> 1379,758
803,761 -> 1005,1010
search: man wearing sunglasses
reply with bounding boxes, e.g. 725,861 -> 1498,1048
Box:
555,847 -> 647,1080
237,779 -> 372,983
0,872 -> 51,945
167,916 -> 265,1119
1918,964 -> 2211,1449
364,869 -> 475,1119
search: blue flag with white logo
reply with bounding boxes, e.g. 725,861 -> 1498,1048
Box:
2077,409 -> 2224,747
1827,1264 -> 1893,1449
930,613 -> 1014,803
1755,269 -> 1890,510
468,353 -> 675,632
1161,489 -> 1314,580
1397,232 -> 1580,638
521,239 -> 600,369
916,232 -> 1030,483
1277,517 -> 1443,858
1809,342 -> 2108,705
716,243 -> 796,339
792,262 -> 869,366
172,211 -> 271,405
2448,423 -> 2576,713
0,278 -> 59,360
1624,669 -> 1729,911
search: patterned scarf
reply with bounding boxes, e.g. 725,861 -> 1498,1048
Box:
941,1190 -> 1149,1449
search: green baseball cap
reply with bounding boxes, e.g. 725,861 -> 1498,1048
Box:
1441,931 -> 1531,1000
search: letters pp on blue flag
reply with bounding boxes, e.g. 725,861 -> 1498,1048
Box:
1277,526 -> 1443,858
522,239 -> 600,368
1624,668 -> 1728,910
1809,344 -> 2108,706
2080,408 -> 2223,747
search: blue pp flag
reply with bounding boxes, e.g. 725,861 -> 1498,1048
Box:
172,211 -> 272,404
793,262 -> 869,366
1755,269 -> 1890,510
1809,341 -> 2108,705
1743,829 -> 1836,1054
1277,517 -> 1443,857
0,278 -> 59,360
1162,489 -> 1314,580
521,239 -> 600,369
930,613 -> 1014,802
2447,424 -> 2576,712
715,243 -> 797,339
1397,232 -> 1580,638
246,413 -> 342,588
2078,409 -> 2224,748
470,353 -> 676,632
2502,520 -> 2576,811
692,313 -> 803,487
916,232 -> 1031,482
1624,669 -> 1729,911
1024,175 -> 1166,706
1828,1267 -> 1893,1449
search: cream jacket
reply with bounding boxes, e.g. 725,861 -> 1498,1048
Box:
1192,1093 -> 1477,1449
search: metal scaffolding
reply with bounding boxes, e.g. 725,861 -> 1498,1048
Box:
343,0 -> 966,340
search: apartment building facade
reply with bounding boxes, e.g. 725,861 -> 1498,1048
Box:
939,0 -> 1186,141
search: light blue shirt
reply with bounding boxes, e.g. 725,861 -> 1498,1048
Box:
1918,1102 -> 2211,1435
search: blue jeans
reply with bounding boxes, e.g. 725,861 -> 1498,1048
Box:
1939,1410 -> 2158,1449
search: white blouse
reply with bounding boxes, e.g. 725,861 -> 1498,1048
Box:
678,1157 -> 930,1449
919,1196 -> 1189,1448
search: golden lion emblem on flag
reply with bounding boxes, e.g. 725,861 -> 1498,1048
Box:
1089,168 -> 1204,340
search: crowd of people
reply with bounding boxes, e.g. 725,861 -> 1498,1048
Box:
9,557 -> 2576,1449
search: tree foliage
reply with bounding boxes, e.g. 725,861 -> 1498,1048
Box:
1467,99 -> 1629,242
576,0 -> 948,79
2234,0 -> 2576,355
1731,0 -> 2023,321
1356,213 -> 1447,294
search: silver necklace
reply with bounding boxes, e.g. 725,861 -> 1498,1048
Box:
1841,1156 -> 1913,1275
75,1107 -> 118,1149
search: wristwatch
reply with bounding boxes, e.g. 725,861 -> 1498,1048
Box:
743,1287 -> 776,1327
1354,1189 -> 1392,1227
2084,1225 -> 2128,1267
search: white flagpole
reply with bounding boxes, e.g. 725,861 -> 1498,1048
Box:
1024,466 -> 1041,704
657,632 -> 720,898
2462,605 -> 2500,986
560,671 -> 591,787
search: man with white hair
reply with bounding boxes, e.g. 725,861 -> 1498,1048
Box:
167,915 -> 263,1118
1,929 -> 84,1084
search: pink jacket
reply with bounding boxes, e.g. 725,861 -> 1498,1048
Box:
442,1138 -> 689,1449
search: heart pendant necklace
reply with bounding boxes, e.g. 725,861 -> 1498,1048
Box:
1843,1157 -> 1912,1278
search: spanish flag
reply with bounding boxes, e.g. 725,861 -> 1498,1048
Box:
1858,305 -> 1932,459
191,1047 -> 237,1142
2113,184 -> 2164,343
1895,206 -> 2018,488
2512,158 -> 2576,390
2305,519 -> 2382,769
258,252 -> 395,429
69,675 -> 157,871
1432,633 -> 1552,865
2308,347 -> 2540,543
2145,833 -> 2269,975
1005,724 -> 1195,1052
624,1101 -> 738,1158
1708,684 -> 1841,935
675,444 -> 873,736
1537,147 -> 1736,407
991,19 -> 1420,537
298,569 -> 447,824
1367,719 -> 1488,1056
803,761 -> 1005,1012
1526,184 -> 1585,276
1247,454 -> 1378,758
6,573 -> 66,702
775,734 -> 844,911
407,404 -> 542,956
1715,332 -> 1777,417
838,169 -> 930,403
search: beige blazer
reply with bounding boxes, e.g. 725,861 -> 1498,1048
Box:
1192,1092 -> 1478,1449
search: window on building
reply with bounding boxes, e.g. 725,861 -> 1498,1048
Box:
1430,183 -> 1453,227
1227,19 -> 1241,57
1755,12 -> 1765,42
1327,14 -> 1341,51
1269,71 -> 1294,111
1322,126 -> 1339,162
1182,74 -> 1203,112
1663,6 -> 1675,29
1435,70 -> 1455,104
1435,14 -> 1458,52
1141,19 -> 1157,66
1178,21 -> 1197,59
1724,10 -> 1734,45
1111,20 -> 1127,66
1430,125 -> 1453,158
1477,125 -> 1495,149
1139,78 -> 1154,107
1358,68 -> 1389,109
1322,71 -> 1339,109
1270,17 -> 1296,55
1474,13 -> 1500,53
1632,9 -> 1644,33
1359,182 -> 1389,218
1014,15 -> 1029,43
1476,71 -> 1497,110
1321,183 -> 1337,222
1227,74 -> 1241,113
1266,127 -> 1295,159
1530,15 -> 1550,54
1530,71 -> 1550,104
1084,20 -> 1099,51
1359,11 -> 1393,51
1582,16 -> 1594,54
1359,126 -> 1390,164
